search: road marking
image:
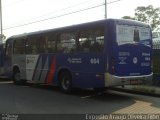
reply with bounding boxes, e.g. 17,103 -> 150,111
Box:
0,81 -> 13,84
81,92 -> 104,99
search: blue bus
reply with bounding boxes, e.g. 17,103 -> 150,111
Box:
4,19 -> 152,93
0,43 -> 4,75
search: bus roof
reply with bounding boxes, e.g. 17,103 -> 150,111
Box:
7,19 -> 150,40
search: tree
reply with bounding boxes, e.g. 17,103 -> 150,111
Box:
0,34 -> 6,41
135,5 -> 160,30
122,5 -> 160,31
122,16 -> 135,20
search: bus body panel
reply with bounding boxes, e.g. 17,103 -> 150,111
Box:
56,53 -> 106,88
116,44 -> 151,76
11,53 -> 107,88
105,20 -> 152,86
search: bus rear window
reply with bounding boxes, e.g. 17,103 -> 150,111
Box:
116,25 -> 151,46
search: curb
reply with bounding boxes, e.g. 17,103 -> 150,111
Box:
109,87 -> 160,97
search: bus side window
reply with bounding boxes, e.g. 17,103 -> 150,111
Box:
26,37 -> 38,54
6,42 -> 12,57
57,33 -> 76,53
93,29 -> 104,52
36,36 -> 47,53
79,28 -> 104,53
13,39 -> 26,54
47,34 -> 56,53
79,30 -> 91,53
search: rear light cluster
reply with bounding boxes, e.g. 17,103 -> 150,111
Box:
96,74 -> 104,80
111,58 -> 116,74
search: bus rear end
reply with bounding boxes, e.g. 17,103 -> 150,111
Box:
105,19 -> 152,87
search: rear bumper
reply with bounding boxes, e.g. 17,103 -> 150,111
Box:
104,73 -> 153,87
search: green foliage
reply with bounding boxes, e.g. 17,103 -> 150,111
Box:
0,34 -> 6,40
122,16 -> 135,20
135,5 -> 160,30
122,5 -> 160,31
132,85 -> 156,93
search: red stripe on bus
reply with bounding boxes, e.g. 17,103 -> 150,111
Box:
46,57 -> 56,84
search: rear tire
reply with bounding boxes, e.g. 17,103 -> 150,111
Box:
13,68 -> 26,85
59,71 -> 72,93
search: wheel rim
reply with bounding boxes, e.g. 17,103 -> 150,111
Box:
15,73 -> 21,81
61,76 -> 70,90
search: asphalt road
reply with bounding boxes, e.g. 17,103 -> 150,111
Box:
0,80 -> 160,119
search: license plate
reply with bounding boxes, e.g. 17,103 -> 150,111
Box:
130,79 -> 139,84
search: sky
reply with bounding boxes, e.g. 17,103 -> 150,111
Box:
2,0 -> 160,38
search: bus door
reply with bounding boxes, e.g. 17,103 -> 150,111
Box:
4,39 -> 13,77
12,38 -> 27,80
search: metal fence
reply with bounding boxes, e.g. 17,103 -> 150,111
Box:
153,40 -> 160,85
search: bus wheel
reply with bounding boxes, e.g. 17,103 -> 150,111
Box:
13,68 -> 25,85
59,71 -> 72,93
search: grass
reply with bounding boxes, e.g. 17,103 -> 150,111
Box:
132,85 -> 156,94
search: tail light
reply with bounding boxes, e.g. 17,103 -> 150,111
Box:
96,74 -> 104,80
111,59 -> 116,74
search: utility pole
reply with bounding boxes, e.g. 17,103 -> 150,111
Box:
0,0 -> 2,43
105,0 -> 107,19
